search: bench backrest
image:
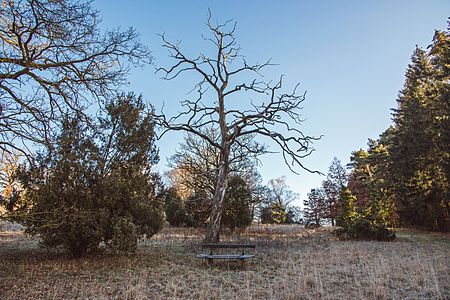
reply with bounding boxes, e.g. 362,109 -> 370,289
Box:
201,244 -> 256,249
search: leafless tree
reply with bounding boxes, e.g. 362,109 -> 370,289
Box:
0,0 -> 151,157
156,12 -> 319,242
167,126 -> 264,197
265,176 -> 298,208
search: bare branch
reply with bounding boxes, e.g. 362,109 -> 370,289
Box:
0,0 -> 151,156
156,11 -> 321,242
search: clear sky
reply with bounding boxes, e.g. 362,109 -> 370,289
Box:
94,0 -> 449,205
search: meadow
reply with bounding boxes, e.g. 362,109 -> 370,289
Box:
0,224 -> 449,299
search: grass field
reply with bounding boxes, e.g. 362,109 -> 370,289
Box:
0,224 -> 449,299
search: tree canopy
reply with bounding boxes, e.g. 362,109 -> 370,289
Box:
0,0 -> 150,156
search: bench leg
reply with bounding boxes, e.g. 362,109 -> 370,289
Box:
207,258 -> 213,265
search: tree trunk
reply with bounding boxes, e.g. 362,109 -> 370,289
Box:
205,89 -> 230,243
205,147 -> 229,243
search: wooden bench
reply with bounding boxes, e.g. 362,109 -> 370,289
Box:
195,243 -> 256,265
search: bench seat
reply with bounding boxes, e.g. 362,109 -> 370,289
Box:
195,254 -> 255,260
195,243 -> 256,265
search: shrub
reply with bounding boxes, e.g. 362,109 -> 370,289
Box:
8,94 -> 164,257
260,203 -> 288,224
336,188 -> 395,241
221,176 -> 252,230
164,188 -> 188,226
185,192 -> 211,227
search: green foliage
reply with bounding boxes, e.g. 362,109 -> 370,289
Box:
260,202 -> 288,224
336,188 -> 395,241
6,94 -> 164,257
303,188 -> 325,227
184,191 -> 211,227
164,188 -> 188,227
260,177 -> 297,224
322,158 -> 348,226
341,134 -> 397,240
221,176 -> 252,230
381,28 -> 449,231
390,34 -> 449,231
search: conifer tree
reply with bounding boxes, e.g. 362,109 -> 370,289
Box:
390,30 -> 450,231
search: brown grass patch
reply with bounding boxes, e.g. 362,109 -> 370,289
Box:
0,225 -> 449,299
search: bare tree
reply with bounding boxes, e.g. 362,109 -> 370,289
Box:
260,176 -> 299,224
265,176 -> 298,208
167,126 -> 264,197
0,0 -> 151,157
156,12 -> 319,242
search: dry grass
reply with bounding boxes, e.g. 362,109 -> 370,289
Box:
0,224 -> 449,299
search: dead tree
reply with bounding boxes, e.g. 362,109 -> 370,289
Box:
0,0 -> 150,157
168,127 -> 265,198
156,12 -> 320,242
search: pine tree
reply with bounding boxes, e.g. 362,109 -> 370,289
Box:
322,158 -> 348,226
303,188 -> 325,227
390,31 -> 450,231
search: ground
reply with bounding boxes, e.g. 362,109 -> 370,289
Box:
0,224 -> 449,299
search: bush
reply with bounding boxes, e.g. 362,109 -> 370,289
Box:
260,202 -> 288,224
221,176 -> 252,230
8,95 -> 164,257
185,192 -> 211,227
336,188 -> 395,241
164,188 -> 188,226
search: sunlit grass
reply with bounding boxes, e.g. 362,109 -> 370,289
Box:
1,224 -> 449,299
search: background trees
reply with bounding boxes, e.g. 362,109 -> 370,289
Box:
260,177 -> 298,224
0,0 -> 150,156
322,157 -> 347,226
340,27 -> 449,235
167,128 -> 264,200
339,137 -> 397,240
164,129 -> 263,229
303,188 -> 325,227
302,158 -> 347,227
389,31 -> 449,231
156,13 -> 318,242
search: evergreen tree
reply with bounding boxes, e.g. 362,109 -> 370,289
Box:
6,94 -> 164,257
390,30 -> 450,231
164,188 -> 188,227
221,176 -> 253,230
184,191 -> 211,227
303,188 -> 325,227
322,157 -> 348,226
347,134 -> 398,229
336,187 -> 395,241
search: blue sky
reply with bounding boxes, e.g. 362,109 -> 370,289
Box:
94,0 -> 449,204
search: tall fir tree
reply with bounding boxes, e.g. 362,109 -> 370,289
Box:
390,30 -> 450,231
